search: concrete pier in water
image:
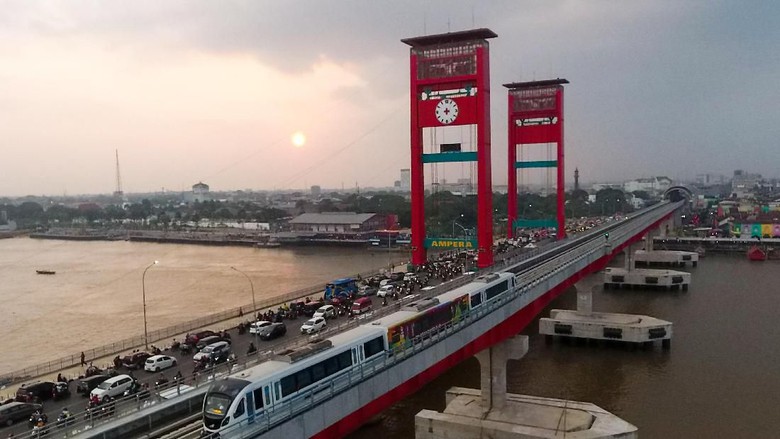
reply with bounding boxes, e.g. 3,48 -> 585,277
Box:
415,336 -> 638,438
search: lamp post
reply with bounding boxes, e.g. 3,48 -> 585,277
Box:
142,260 -> 158,351
231,266 -> 258,348
452,221 -> 468,238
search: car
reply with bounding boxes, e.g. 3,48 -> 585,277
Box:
196,335 -> 229,351
0,402 -> 42,427
377,284 -> 396,298
257,322 -> 287,341
144,354 -> 177,372
193,341 -> 231,364
351,297 -> 373,314
185,330 -> 217,346
357,286 -> 377,297
76,374 -> 110,396
15,381 -> 55,403
300,317 -> 326,334
313,305 -> 336,319
249,320 -> 273,334
301,302 -> 321,317
121,352 -> 152,369
90,374 -> 135,402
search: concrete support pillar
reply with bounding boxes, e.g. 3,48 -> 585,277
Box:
577,284 -> 593,314
475,335 -> 529,412
645,232 -> 654,252
623,244 -> 634,271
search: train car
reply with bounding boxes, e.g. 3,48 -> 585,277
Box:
202,325 -> 387,437
378,272 -> 516,353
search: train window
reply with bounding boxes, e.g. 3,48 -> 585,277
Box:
296,369 -> 313,389
234,398 -> 245,417
311,362 -> 326,381
253,388 -> 263,410
280,375 -> 296,398
485,281 -> 508,300
264,387 -> 271,406
470,292 -> 482,307
337,351 -> 352,369
324,356 -> 339,376
363,336 -> 384,358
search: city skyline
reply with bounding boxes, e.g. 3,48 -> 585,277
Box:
1,1 -> 777,196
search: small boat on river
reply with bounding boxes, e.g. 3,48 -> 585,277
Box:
36,270 -> 56,275
747,245 -> 767,261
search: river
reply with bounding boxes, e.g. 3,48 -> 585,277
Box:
347,255 -> 780,438
0,237 -> 403,374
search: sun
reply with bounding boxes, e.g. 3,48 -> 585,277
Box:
291,132 -> 306,148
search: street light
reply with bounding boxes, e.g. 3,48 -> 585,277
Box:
231,266 -> 258,348
142,260 -> 159,351
231,266 -> 257,322
452,221 -> 468,238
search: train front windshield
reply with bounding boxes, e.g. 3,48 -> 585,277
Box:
202,378 -> 251,431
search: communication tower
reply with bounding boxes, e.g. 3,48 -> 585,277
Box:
113,149 -> 124,198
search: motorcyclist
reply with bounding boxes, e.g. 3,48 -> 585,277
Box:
247,342 -> 257,355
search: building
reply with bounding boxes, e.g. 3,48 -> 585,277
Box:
731,169 -> 762,198
311,185 -> 322,197
288,212 -> 387,234
190,182 -> 211,203
622,176 -> 672,195
400,169 -> 411,192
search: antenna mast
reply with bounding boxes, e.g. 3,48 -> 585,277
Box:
113,149 -> 124,197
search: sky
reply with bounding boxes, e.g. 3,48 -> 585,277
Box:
0,0 -> 778,197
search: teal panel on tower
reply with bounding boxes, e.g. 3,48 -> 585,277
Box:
422,152 -> 478,163
514,219 -> 558,229
515,160 -> 558,169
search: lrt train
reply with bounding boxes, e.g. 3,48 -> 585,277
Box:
201,271 -> 516,437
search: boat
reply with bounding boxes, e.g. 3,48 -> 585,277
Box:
747,245 -> 767,261
36,270 -> 56,275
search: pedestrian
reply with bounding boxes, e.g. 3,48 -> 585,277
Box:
80,351 -> 86,367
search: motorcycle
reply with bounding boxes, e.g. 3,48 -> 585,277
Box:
28,410 -> 47,429
57,409 -> 74,428
155,375 -> 169,389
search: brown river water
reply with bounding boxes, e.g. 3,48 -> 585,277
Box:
348,255 -> 780,438
0,237 -> 401,374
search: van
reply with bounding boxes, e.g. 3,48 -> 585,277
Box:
90,374 -> 135,402
351,297 -> 373,315
15,381 -> 55,403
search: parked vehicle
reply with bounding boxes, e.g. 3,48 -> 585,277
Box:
313,305 -> 336,319
377,284 -> 396,298
76,375 -> 109,396
90,374 -> 135,402
144,355 -> 177,372
0,402 -> 41,426
351,297 -> 373,315
15,381 -> 55,403
300,317 -> 326,334
301,302 -> 321,317
249,320 -> 272,334
193,341 -> 232,364
257,323 -> 287,341
121,352 -> 152,370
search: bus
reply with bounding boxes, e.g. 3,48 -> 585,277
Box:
324,278 -> 358,300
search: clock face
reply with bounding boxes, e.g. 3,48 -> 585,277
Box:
435,98 -> 459,125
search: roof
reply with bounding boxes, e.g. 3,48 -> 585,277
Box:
503,78 -> 570,89
401,28 -> 497,48
288,212 -> 377,225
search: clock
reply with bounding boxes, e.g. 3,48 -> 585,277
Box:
435,98 -> 459,125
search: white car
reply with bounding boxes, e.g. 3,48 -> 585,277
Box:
377,284 -> 395,298
90,374 -> 135,401
313,305 -> 336,319
144,354 -> 177,372
300,317 -> 326,334
249,320 -> 273,334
